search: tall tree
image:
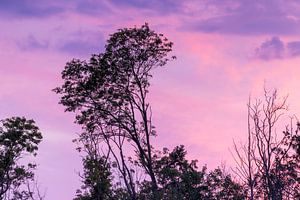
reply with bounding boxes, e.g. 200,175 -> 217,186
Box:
54,23 -> 174,199
0,117 -> 43,200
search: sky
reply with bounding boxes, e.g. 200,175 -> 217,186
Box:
1,0 -> 300,199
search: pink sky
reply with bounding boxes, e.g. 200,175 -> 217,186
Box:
2,0 -> 300,199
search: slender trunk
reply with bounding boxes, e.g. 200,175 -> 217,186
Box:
247,100 -> 255,200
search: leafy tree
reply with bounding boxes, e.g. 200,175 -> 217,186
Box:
151,145 -> 206,200
139,145 -> 245,200
74,155 -> 113,200
205,168 -> 245,200
268,123 -> 300,199
54,23 -> 174,199
0,117 -> 43,200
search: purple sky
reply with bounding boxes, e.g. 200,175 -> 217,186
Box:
2,0 -> 300,199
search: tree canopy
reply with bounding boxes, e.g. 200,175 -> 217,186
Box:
0,117 -> 43,200
55,23 -> 175,199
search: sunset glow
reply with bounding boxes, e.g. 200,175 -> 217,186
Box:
1,1 -> 300,199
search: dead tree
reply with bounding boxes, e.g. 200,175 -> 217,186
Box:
233,89 -> 299,200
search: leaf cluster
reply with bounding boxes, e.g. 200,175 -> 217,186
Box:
0,117 -> 42,199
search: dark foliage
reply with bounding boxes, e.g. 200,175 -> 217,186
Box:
55,23 -> 174,199
74,156 -> 113,200
139,146 -> 245,200
0,117 -> 43,200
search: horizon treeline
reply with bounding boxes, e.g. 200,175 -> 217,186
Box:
1,24 -> 299,200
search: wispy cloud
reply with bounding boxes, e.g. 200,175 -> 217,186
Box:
109,0 -> 183,15
17,35 -> 49,51
57,31 -> 105,56
59,39 -> 103,56
287,41 -> 300,57
75,1 -> 111,16
0,0 -> 64,18
185,0 -> 300,35
74,0 -> 183,17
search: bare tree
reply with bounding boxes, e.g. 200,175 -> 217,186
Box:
232,97 -> 257,200
232,89 -> 300,200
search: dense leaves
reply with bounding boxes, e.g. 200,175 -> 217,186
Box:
152,145 -> 206,199
74,156 -> 112,200
54,23 -> 173,134
0,117 -> 43,200
149,146 -> 245,200
75,145 -> 245,200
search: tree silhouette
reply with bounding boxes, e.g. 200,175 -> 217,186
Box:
54,23 -> 174,199
232,89 -> 300,199
140,145 -> 245,200
74,155 -> 113,200
0,117 -> 43,200
55,23 -> 256,200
